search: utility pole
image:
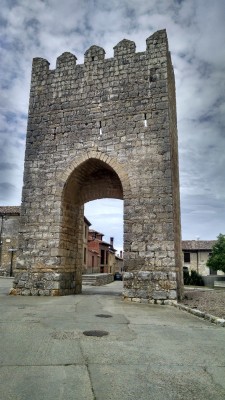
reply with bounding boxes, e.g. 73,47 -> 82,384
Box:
8,248 -> 17,277
0,214 -> 4,268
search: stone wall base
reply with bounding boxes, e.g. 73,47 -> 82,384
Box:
10,269 -> 179,300
0,270 -> 9,277
10,271 -> 79,296
123,270 -> 178,301
124,297 -> 177,305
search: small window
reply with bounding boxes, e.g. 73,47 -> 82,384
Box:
101,249 -> 104,265
184,252 -> 190,263
144,113 -> 147,127
99,121 -> 102,135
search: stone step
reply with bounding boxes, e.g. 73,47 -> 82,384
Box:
82,273 -> 114,286
82,275 -> 98,286
214,281 -> 225,288
83,276 -> 96,280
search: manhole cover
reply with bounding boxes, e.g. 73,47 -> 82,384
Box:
95,314 -> 112,318
83,330 -> 109,337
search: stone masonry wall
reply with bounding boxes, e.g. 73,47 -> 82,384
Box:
11,29 -> 182,300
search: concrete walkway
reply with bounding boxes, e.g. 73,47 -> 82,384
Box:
0,278 -> 225,400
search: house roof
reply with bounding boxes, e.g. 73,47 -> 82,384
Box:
0,206 -> 20,215
84,216 -> 91,226
100,240 -> 111,247
182,240 -> 216,251
89,229 -> 104,236
101,240 -> 117,252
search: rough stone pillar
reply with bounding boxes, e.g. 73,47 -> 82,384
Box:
11,29 -> 183,301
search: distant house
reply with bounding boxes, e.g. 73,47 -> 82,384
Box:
87,230 -> 119,274
87,229 -> 103,274
0,206 -> 20,276
83,217 -> 91,274
182,240 -> 224,276
115,251 -> 124,273
106,237 -> 118,274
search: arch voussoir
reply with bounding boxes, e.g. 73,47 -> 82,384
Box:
57,151 -> 131,198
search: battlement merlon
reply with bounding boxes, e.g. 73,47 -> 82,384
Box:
30,29 -> 168,78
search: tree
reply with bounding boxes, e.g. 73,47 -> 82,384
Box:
207,234 -> 225,273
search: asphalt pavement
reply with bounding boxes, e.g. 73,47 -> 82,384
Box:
0,277 -> 225,400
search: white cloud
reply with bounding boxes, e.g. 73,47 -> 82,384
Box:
0,0 -> 225,244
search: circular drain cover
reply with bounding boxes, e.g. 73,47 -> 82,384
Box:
95,314 -> 112,318
83,330 -> 109,337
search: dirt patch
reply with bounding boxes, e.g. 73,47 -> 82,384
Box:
179,289 -> 225,319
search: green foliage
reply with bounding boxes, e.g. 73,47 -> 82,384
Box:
183,268 -> 190,285
189,270 -> 204,286
183,269 -> 204,286
207,234 -> 225,273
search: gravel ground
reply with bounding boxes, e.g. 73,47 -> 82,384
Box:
179,288 -> 225,319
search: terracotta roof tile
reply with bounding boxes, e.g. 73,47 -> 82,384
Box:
182,240 -> 216,251
0,206 -> 20,215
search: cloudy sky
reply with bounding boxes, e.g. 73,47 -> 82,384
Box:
0,0 -> 225,251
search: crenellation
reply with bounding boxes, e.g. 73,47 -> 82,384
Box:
85,46 -> 106,63
11,29 -> 182,300
31,57 -> 50,77
28,33 -> 171,108
56,52 -> 77,70
113,39 -> 136,57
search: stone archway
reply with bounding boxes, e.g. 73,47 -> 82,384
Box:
11,30 -> 183,301
58,155 -> 126,294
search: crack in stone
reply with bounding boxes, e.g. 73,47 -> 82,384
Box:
202,366 -> 225,392
78,339 -> 96,400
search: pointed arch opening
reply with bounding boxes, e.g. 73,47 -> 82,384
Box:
60,157 -> 124,293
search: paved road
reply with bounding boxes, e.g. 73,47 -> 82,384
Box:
0,278 -> 225,400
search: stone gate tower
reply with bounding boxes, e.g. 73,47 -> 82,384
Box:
11,29 -> 183,301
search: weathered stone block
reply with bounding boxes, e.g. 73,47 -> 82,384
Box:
21,289 -> 32,296
153,290 -> 168,300
123,272 -> 134,280
30,289 -> 39,296
168,290 -> 177,300
17,280 -> 26,288
123,289 -> 136,298
137,271 -> 151,280
135,290 -> 149,299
